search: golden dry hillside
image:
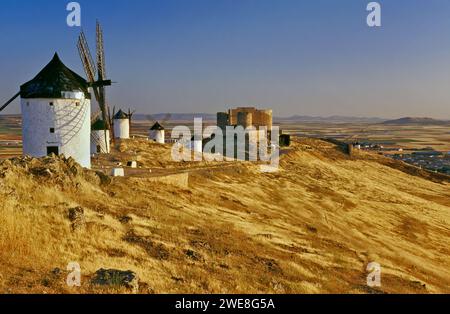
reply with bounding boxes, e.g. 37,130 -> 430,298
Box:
0,137 -> 449,294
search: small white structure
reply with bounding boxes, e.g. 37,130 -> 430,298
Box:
191,136 -> 203,153
127,161 -> 137,168
113,109 -> 130,139
111,168 -> 125,177
149,122 -> 165,144
91,120 -> 110,154
20,53 -> 91,168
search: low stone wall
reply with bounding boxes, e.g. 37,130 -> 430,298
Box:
145,172 -> 189,188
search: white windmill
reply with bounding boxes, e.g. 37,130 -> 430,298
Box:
0,53 -> 102,168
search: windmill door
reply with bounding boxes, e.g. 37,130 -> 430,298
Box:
47,146 -> 59,156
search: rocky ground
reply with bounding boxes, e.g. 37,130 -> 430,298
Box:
0,138 -> 449,294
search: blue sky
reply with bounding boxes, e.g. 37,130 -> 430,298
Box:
1,0 -> 450,118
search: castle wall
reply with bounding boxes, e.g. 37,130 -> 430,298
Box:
237,111 -> 253,129
217,112 -> 229,130
227,107 -> 272,129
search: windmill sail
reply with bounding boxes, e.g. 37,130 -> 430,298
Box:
0,92 -> 20,112
77,31 -> 97,84
77,21 -> 112,151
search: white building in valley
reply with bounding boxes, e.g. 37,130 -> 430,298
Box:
149,122 -> 165,144
113,109 -> 130,139
20,53 -> 91,168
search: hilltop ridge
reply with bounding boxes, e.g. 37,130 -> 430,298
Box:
382,117 -> 450,125
0,137 -> 449,293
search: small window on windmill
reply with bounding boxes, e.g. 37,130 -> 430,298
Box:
50,128 -> 55,134
26,102 -> 30,107
76,102 -> 80,107
49,102 -> 54,106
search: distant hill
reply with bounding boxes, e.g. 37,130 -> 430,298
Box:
382,117 -> 450,126
134,113 -> 216,122
134,113 -> 386,123
276,115 -> 385,123
7,112 -> 449,125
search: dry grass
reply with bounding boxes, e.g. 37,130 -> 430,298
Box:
0,138 -> 449,294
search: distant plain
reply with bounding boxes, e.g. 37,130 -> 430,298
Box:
2,115 -> 450,158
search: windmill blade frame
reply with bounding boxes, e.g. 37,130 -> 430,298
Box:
77,22 -> 112,151
0,92 -> 20,112
78,31 -> 102,108
96,21 -> 106,81
96,21 -> 109,133
93,22 -> 111,135
77,31 -> 97,83
91,109 -> 103,122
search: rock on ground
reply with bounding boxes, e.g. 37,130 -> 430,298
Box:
91,269 -> 139,293
68,207 -> 86,231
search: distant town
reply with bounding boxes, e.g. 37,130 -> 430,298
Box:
351,142 -> 450,175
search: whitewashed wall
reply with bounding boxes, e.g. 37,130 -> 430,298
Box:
91,129 -> 110,154
113,119 -> 130,139
149,130 -> 165,144
21,97 -> 91,168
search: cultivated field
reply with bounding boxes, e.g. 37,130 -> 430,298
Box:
2,115 -> 450,158
132,118 -> 450,152
0,115 -> 21,159
277,121 -> 450,152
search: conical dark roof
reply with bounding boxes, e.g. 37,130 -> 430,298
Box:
91,119 -> 109,130
150,121 -> 164,130
20,53 -> 90,99
113,109 -> 129,120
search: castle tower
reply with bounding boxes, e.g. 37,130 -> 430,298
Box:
19,53 -> 91,168
217,112 -> 229,131
259,109 -> 273,131
237,111 -> 253,129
